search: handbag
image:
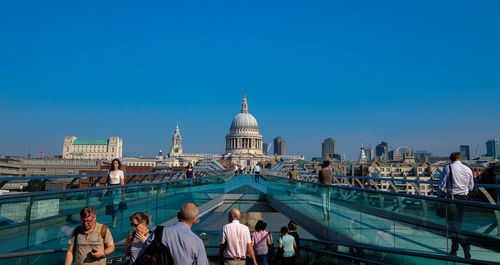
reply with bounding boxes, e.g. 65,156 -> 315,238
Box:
119,201 -> 128,211
105,204 -> 115,215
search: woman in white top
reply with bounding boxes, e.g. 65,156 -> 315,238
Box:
107,158 -> 125,228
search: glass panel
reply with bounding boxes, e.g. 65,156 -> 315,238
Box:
0,196 -> 31,254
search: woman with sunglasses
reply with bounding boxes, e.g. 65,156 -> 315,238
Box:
124,212 -> 151,264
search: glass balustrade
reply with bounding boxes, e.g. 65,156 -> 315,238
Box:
0,173 -> 498,264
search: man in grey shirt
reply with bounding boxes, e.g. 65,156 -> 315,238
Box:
438,152 -> 474,259
138,203 -> 208,265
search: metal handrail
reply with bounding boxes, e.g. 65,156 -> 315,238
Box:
264,174 -> 500,210
0,171 -> 227,200
300,238 -> 498,265
270,170 -> 500,188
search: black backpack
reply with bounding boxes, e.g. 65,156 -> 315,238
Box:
134,226 -> 173,265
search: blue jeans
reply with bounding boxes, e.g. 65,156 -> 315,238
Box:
256,254 -> 268,265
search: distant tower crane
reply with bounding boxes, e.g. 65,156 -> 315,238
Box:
473,144 -> 479,159
40,136 -> 47,158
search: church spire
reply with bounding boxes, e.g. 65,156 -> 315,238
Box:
241,92 -> 249,113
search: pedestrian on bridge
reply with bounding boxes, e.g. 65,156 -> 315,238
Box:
438,152 -> 474,259
318,161 -> 333,221
136,203 -> 208,265
219,208 -> 257,265
254,164 -> 261,182
65,206 -> 115,265
185,163 -> 195,179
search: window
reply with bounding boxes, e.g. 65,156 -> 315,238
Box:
41,168 -> 46,171
418,168 -> 422,172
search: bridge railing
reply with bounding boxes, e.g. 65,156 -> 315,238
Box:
0,169 -> 224,192
267,169 -> 500,205
0,173 -> 231,265
264,174 -> 500,264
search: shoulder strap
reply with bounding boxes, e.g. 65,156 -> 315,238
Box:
448,164 -> 454,191
101,224 -> 108,240
154,226 -> 164,243
73,225 -> 83,254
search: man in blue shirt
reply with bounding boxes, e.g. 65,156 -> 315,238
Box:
138,203 -> 208,265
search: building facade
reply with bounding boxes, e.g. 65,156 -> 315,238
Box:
274,137 -> 286,156
460,145 -> 471,160
376,141 -> 389,160
486,139 -> 500,159
322,138 -> 336,159
63,136 -> 122,160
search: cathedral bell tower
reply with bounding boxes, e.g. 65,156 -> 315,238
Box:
169,124 -> 183,157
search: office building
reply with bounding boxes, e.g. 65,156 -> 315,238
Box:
460,145 -> 470,160
322,138 -> 336,159
486,139 -> 500,159
263,143 -> 269,155
376,142 -> 389,160
274,137 -> 286,155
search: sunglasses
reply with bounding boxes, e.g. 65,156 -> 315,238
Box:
81,216 -> 95,224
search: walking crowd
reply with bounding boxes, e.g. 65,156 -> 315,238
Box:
66,205 -> 300,265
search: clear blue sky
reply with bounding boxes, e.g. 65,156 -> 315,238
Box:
1,0 -> 499,161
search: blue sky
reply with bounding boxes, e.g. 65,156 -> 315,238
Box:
1,0 -> 499,161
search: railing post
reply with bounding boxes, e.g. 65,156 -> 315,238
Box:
25,195 -> 33,263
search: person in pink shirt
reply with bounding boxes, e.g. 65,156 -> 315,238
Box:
219,208 -> 257,265
252,220 -> 273,265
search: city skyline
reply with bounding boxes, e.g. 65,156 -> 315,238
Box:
1,1 -> 499,161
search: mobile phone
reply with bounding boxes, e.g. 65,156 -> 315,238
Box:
92,249 -> 97,253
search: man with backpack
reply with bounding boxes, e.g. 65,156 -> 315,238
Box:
135,203 -> 208,265
65,206 -> 115,265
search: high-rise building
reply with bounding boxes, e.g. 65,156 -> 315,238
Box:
263,143 -> 269,155
376,142 -> 389,160
460,145 -> 470,160
274,137 -> 286,155
389,149 -> 402,161
366,145 -> 375,161
485,139 -> 500,159
63,136 -> 122,160
322,138 -> 336,159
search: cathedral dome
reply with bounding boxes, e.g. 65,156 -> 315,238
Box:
231,113 -> 259,129
225,93 -> 263,155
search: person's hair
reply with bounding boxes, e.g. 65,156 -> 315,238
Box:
111,158 -> 122,171
229,208 -> 240,220
80,206 -> 96,218
130,212 -> 150,225
187,163 -> 193,169
450,152 -> 462,162
178,203 -> 199,221
255,220 -> 267,232
288,221 -> 297,231
322,160 -> 330,168
280,226 -> 288,234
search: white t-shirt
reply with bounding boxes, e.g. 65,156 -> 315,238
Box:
254,165 -> 261,173
108,170 -> 124,185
